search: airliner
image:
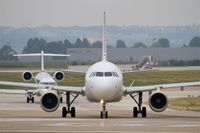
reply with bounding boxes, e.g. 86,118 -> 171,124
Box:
0,12 -> 200,118
0,51 -> 70,105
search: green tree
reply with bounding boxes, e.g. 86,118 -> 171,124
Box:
64,39 -> 73,48
91,41 -> 102,48
23,38 -> 47,53
0,45 -> 18,61
116,39 -> 127,48
132,42 -> 147,48
82,38 -> 91,48
151,38 -> 170,48
189,36 -> 200,47
74,38 -> 82,48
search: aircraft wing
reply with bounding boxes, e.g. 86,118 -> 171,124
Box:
0,89 -> 27,95
125,81 -> 200,94
0,81 -> 83,94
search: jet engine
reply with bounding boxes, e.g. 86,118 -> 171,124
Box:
40,91 -> 60,112
22,71 -> 33,82
54,71 -> 65,82
149,91 -> 168,112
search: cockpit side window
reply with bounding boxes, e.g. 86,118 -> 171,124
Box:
113,72 -> 119,77
96,72 -> 103,77
105,72 -> 112,77
89,72 -> 96,77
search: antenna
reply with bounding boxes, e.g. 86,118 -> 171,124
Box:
102,11 -> 107,61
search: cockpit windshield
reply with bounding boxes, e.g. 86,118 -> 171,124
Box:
105,72 -> 112,77
96,72 -> 103,77
89,72 -> 119,77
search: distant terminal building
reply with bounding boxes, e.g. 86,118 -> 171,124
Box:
67,48 -> 200,62
19,48 -> 200,63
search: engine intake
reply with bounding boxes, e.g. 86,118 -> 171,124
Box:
40,91 -> 60,112
54,71 -> 65,82
149,91 -> 168,112
22,71 -> 33,82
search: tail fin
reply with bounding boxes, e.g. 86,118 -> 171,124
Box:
14,51 -> 71,71
102,11 -> 107,61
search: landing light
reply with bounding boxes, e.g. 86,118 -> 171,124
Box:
100,99 -> 104,104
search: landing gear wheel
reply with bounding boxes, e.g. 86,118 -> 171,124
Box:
60,97 -> 63,103
71,107 -> 76,117
100,111 -> 108,118
26,97 -> 30,103
62,92 -> 79,118
141,107 -> 146,117
105,111 -> 108,118
133,107 -> 138,118
31,97 -> 34,103
131,92 -> 147,118
62,107 -> 67,117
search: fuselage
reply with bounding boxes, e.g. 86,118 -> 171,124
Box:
34,72 -> 57,96
84,61 -> 124,103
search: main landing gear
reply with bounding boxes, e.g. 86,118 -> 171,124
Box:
26,93 -> 34,103
100,100 -> 108,118
130,92 -> 146,118
62,92 -> 79,118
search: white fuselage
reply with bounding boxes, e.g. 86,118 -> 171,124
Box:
34,72 -> 57,96
84,61 -> 124,103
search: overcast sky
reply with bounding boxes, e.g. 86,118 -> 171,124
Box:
0,0 -> 200,27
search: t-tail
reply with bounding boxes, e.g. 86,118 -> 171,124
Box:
102,11 -> 107,61
14,51 -> 71,71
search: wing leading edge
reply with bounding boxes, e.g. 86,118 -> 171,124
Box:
125,81 -> 200,94
0,81 -> 84,94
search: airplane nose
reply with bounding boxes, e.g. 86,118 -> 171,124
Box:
92,79 -> 117,101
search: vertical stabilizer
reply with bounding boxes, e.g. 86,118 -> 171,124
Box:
41,51 -> 44,71
102,11 -> 107,61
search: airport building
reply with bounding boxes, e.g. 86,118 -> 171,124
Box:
67,47 -> 200,62
19,47 -> 200,63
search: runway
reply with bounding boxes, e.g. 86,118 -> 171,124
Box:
0,94 -> 200,132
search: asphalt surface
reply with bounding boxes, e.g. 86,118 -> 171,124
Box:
0,93 -> 200,133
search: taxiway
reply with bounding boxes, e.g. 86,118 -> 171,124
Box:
0,93 -> 200,132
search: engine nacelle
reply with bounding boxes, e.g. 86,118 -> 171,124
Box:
149,91 -> 168,112
22,71 -> 33,82
53,71 -> 65,82
40,91 -> 60,112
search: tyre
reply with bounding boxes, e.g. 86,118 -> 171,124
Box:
71,107 -> 76,117
27,97 -> 29,103
60,97 -> 63,103
105,111 -> 108,118
31,97 -> 34,103
141,107 -> 146,118
133,107 -> 138,118
62,107 -> 67,117
100,111 -> 103,118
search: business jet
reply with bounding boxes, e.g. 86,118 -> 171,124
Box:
0,51 -> 70,104
0,12 -> 200,118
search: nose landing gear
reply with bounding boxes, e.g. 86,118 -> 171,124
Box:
100,100 -> 108,118
26,92 -> 34,103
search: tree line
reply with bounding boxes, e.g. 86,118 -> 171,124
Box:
0,36 -> 200,61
